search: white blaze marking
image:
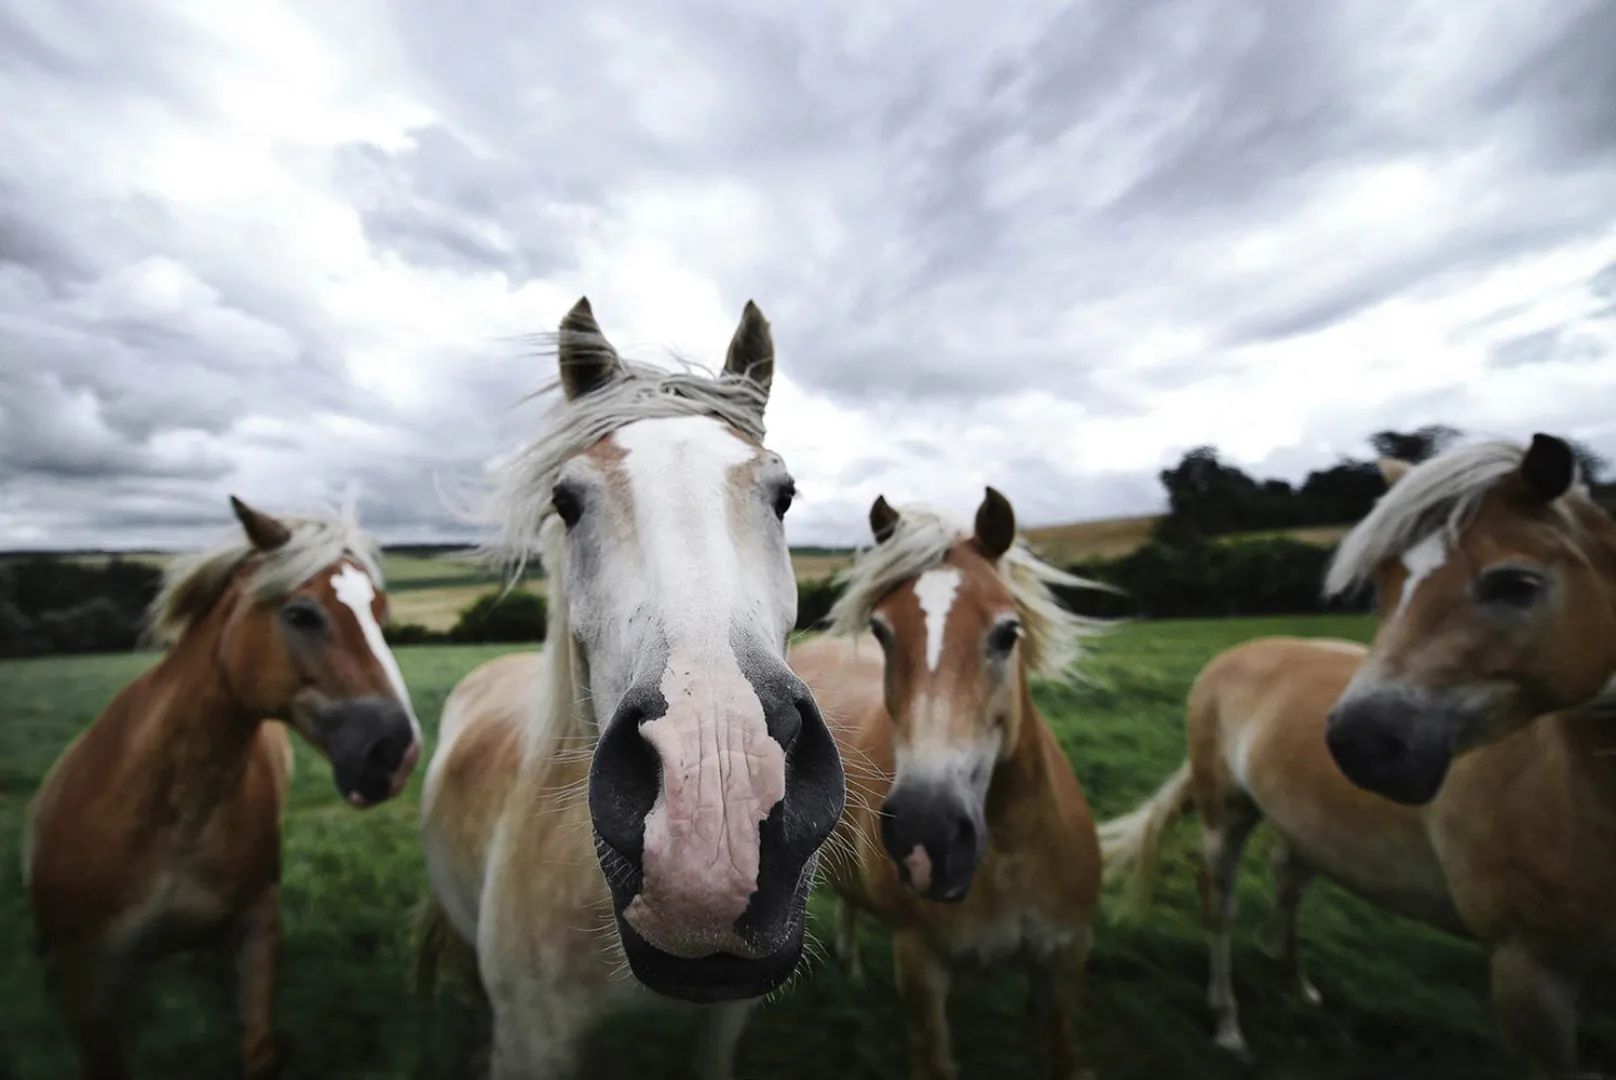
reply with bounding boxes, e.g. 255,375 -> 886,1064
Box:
1399,532 -> 1448,612
609,417 -> 795,949
914,567 -> 962,672
330,563 -> 420,737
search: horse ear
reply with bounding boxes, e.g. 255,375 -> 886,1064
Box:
1378,458 -> 1413,488
973,486 -> 1016,560
723,300 -> 773,400
1521,433 -> 1576,502
869,495 -> 900,544
230,496 -> 291,552
558,296 -> 622,400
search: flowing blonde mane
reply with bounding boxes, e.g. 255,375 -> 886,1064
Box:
1325,439 -> 1583,597
482,332 -> 767,581
147,507 -> 381,645
825,504 -> 1109,679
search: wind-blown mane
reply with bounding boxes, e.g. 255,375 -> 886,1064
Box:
148,508 -> 381,645
482,335 -> 771,757
825,505 -> 1108,679
1324,439 -> 1583,597
485,333 -> 767,580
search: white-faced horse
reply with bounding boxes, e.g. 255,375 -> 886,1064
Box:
417,299 -> 844,1078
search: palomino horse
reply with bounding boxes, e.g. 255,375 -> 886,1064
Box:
1103,434 -> 1616,1073
1323,433 -> 1616,1073
418,299 -> 844,1077
786,489 -> 1104,1080
25,497 -> 421,1079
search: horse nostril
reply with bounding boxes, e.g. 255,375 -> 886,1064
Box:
1372,728 -> 1409,762
948,814 -> 976,865
589,694 -> 662,860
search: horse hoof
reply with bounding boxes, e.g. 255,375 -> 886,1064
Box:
1299,980 -> 1323,1007
1213,1025 -> 1251,1061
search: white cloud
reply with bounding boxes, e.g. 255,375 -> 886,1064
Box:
0,0 -> 1612,550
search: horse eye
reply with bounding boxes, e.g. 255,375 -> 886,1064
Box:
869,619 -> 892,648
987,619 -> 1021,655
552,484 -> 583,528
281,601 -> 327,633
1473,567 -> 1548,609
773,480 -> 796,520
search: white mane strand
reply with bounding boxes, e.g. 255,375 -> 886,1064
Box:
148,507 -> 381,644
1324,439 -> 1575,598
826,504 -> 1109,680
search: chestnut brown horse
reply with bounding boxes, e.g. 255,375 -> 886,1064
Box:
417,299 -> 843,1078
784,489 -> 1104,1080
25,497 -> 421,1079
1104,435 -> 1616,1073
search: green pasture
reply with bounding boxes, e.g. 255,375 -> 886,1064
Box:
2,616 -> 1610,1077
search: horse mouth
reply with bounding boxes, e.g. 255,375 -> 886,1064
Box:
613,915 -> 804,1002
595,838 -> 813,1001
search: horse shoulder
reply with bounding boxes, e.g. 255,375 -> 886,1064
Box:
422,652 -> 540,939
1432,715 -> 1616,944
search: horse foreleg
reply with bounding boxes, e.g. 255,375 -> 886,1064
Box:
1029,929 -> 1094,1080
893,929 -> 954,1080
49,943 -> 135,1080
1266,842 -> 1321,1006
235,886 -> 280,1079
487,980 -> 595,1080
834,899 -> 864,984
696,1000 -> 754,1080
1201,807 -> 1258,1059
1489,938 -> 1577,1077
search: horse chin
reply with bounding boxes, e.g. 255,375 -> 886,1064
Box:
597,844 -> 813,1002
613,915 -> 805,1002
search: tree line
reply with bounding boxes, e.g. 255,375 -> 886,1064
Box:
3,426 -> 1610,654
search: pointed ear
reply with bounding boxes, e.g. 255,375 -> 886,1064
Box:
869,495 -> 900,544
1377,458 -> 1413,488
230,496 -> 291,552
558,296 -> 623,400
973,486 -> 1016,560
723,300 -> 773,400
1521,433 -> 1576,502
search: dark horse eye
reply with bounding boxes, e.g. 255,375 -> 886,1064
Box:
986,619 -> 1021,655
552,484 -> 583,528
281,600 -> 327,633
868,619 -> 892,648
1473,566 -> 1548,609
773,480 -> 796,520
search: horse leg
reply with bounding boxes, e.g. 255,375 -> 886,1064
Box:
49,943 -> 136,1080
487,979 -> 595,1080
1489,938 -> 1577,1077
893,929 -> 954,1080
1028,929 -> 1094,1080
234,886 -> 280,1079
696,1000 -> 754,1080
834,899 -> 864,983
1265,842 -> 1321,1006
1200,804 -> 1258,1059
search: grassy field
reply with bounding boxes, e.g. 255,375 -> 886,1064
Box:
3,617 -> 1611,1078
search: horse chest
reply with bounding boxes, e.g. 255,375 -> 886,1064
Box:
936,851 -> 1078,963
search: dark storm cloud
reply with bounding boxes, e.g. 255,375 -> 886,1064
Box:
1,1 -> 1613,549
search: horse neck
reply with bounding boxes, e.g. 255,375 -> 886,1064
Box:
518,596 -> 597,784
985,662 -> 1055,831
125,606 -> 263,832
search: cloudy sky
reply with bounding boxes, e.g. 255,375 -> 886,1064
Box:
2,1 -> 1613,550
